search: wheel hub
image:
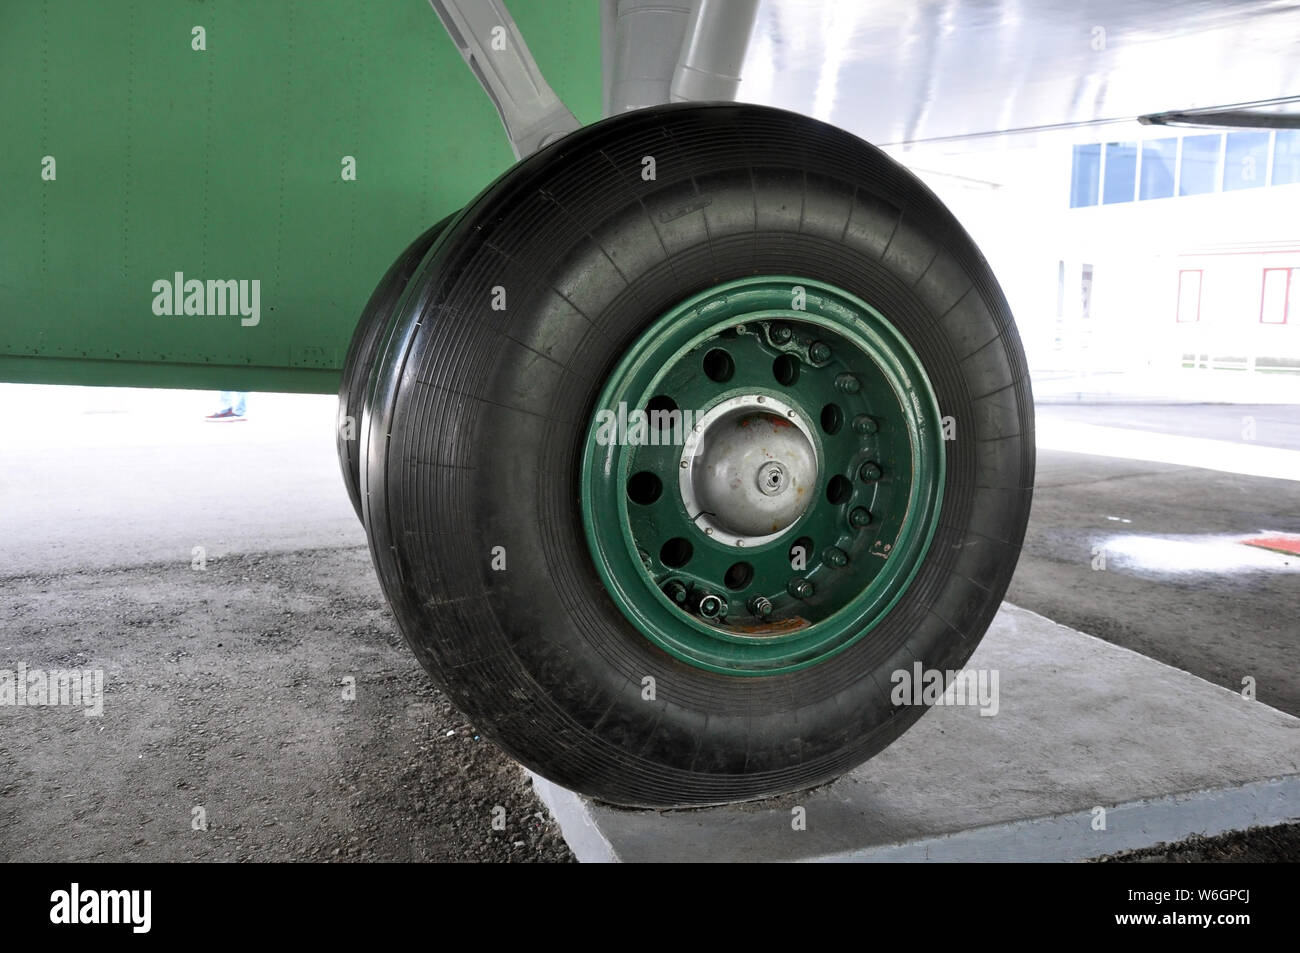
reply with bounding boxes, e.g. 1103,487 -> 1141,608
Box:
682,396 -> 817,545
581,276 -> 946,675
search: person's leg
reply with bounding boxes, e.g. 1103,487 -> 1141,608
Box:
231,392 -> 247,416
217,391 -> 235,413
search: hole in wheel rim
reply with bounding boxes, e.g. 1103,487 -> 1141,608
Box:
626,471 -> 662,505
773,354 -> 800,386
789,536 -> 814,570
826,474 -> 853,505
660,537 -> 694,568
723,562 -> 754,591
820,403 -> 843,435
646,395 -> 679,436
702,348 -> 735,383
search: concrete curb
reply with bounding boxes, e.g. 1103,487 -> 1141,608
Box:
531,603 -> 1300,862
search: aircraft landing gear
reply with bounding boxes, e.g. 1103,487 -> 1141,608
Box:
338,102 -> 1034,807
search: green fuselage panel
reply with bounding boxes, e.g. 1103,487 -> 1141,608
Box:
0,0 -> 600,393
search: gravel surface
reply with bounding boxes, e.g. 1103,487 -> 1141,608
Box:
1097,822 -> 1300,863
0,547 -> 574,862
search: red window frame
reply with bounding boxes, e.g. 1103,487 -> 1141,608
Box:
1260,268 -> 1292,325
1175,269 -> 1202,323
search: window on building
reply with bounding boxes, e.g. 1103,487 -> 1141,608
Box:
1068,132 -> 1300,205
1070,144 -> 1101,207
1176,270 -> 1202,323
1139,138 -> 1177,199
1260,268 -> 1294,324
1224,132 -> 1270,191
1103,142 -> 1137,204
1179,135 -> 1222,195
1273,130 -> 1300,186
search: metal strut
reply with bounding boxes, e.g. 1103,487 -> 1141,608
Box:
604,0 -> 759,115
429,0 -> 759,156
427,0 -> 582,159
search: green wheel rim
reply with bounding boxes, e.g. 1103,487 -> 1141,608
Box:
581,277 -> 945,675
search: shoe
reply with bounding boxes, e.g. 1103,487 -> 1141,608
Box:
205,409 -> 246,421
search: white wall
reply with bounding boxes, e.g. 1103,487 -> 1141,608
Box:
894,133 -> 1300,377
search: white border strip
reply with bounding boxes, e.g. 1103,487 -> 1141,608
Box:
1036,420 -> 1300,482
812,775 -> 1300,863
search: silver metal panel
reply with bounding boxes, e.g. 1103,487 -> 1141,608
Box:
742,0 -> 1300,148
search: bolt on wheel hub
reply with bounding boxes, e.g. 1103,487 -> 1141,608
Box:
581,276 -> 946,675
756,461 -> 788,496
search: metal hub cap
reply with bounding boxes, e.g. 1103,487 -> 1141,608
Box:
681,395 -> 817,546
580,276 -> 946,676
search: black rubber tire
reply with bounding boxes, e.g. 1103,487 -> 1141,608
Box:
337,216 -> 452,522
361,103 -> 1034,807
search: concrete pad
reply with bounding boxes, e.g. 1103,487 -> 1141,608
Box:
532,604 -> 1300,862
